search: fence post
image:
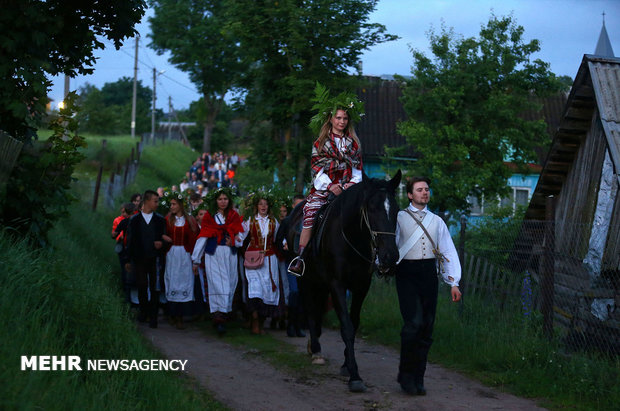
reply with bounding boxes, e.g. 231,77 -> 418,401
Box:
123,158 -> 130,186
541,195 -> 556,339
458,214 -> 467,313
92,164 -> 103,211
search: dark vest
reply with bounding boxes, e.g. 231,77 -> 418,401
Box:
127,212 -> 165,260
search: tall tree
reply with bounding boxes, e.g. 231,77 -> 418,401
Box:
396,14 -> 563,217
226,0 -> 396,191
0,0 -> 146,142
148,0 -> 242,153
0,0 -> 146,244
76,78 -> 153,135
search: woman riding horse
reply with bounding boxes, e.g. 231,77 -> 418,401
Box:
288,83 -> 364,275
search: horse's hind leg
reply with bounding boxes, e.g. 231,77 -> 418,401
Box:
330,283 -> 366,393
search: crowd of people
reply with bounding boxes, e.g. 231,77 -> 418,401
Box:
110,151 -> 306,337
110,84 -> 463,397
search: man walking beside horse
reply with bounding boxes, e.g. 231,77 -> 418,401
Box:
395,176 -> 462,396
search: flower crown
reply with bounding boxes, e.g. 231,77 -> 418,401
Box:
204,186 -> 237,216
241,189 -> 278,219
309,82 -> 365,134
191,201 -> 209,217
159,190 -> 187,214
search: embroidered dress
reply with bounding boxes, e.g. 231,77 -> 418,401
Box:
303,132 -> 362,229
164,215 -> 196,303
192,210 -> 243,314
238,215 -> 280,310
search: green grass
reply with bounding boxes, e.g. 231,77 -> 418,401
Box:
358,280 -> 620,411
0,134 -> 223,410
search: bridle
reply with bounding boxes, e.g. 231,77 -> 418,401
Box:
341,200 -> 396,266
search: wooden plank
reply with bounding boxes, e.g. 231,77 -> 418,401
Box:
470,256 -> 482,297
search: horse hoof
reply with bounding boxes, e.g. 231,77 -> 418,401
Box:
311,354 -> 326,365
339,365 -> 350,377
348,380 -> 367,393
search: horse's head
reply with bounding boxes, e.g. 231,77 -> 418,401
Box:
361,170 -> 402,275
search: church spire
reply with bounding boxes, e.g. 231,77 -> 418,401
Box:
594,11 -> 615,56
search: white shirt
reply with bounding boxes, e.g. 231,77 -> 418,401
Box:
236,214 -> 279,247
191,212 -> 225,264
395,204 -> 461,287
313,137 -> 362,191
141,211 -> 153,224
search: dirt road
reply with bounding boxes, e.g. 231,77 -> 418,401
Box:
140,320 -> 545,410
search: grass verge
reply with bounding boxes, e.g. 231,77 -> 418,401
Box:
0,137 -> 222,410
358,279 -> 620,411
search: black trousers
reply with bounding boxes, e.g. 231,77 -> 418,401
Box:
134,256 -> 159,319
395,258 -> 438,385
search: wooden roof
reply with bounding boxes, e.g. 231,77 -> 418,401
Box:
525,55 -> 620,220
355,76 -> 412,158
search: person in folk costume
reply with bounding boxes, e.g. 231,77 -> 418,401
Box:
191,203 -> 210,318
395,177 -> 461,396
125,190 -> 167,328
236,192 -> 280,335
269,199 -> 291,330
282,194 -> 307,337
112,202 -> 136,304
161,193 -> 199,330
288,83 -> 364,275
192,187 -> 243,335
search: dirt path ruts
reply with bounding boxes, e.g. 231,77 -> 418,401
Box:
139,319 -> 546,410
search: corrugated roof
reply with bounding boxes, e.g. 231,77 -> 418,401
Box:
525,55 -> 620,220
589,58 -> 620,178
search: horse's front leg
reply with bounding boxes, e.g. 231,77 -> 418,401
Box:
330,282 -> 366,393
303,281 -> 328,363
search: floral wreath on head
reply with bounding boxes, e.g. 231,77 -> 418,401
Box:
159,189 -> 187,215
308,82 -> 365,134
191,200 -> 209,218
203,186 -> 237,217
241,189 -> 278,219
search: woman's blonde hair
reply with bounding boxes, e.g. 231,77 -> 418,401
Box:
316,110 -> 361,152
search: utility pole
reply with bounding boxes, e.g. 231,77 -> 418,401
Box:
168,96 -> 172,141
131,35 -> 139,138
151,68 -> 156,141
63,75 -> 70,100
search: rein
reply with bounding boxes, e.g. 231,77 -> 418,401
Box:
340,202 -> 395,265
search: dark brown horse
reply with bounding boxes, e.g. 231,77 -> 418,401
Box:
276,170 -> 401,392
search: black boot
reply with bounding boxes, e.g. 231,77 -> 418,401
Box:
288,246 -> 305,276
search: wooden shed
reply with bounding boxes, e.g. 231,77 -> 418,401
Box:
516,55 -> 620,353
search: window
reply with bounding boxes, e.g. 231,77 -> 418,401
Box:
467,187 -> 530,216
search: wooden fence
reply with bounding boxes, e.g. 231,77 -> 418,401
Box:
0,131 -> 23,194
460,251 -> 538,311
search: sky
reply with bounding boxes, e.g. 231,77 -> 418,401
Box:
48,0 -> 619,111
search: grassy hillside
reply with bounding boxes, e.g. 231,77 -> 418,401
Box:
0,138 -> 223,410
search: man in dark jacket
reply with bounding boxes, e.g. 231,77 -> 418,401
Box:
125,190 -> 166,328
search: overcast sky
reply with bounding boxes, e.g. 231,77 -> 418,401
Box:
48,0 -> 619,111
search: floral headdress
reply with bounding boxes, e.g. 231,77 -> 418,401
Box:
203,186 -> 237,216
191,201 -> 209,217
309,82 -> 365,134
158,189 -> 186,214
241,189 -> 278,219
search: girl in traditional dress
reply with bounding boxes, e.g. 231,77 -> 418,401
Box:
237,193 -> 280,335
192,187 -> 243,335
162,194 -> 199,330
289,84 -> 364,275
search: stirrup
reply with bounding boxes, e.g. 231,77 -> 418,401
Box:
287,256 -> 305,277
